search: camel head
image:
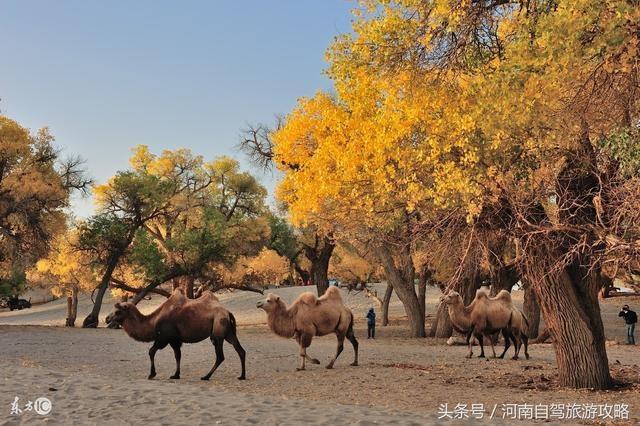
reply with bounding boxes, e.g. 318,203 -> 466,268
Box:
441,291 -> 463,306
112,302 -> 135,324
256,293 -> 281,312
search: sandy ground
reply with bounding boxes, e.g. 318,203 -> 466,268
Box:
0,285 -> 638,425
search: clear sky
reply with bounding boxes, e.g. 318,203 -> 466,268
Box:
0,0 -> 353,217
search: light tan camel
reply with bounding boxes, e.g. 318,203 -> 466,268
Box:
256,286 -> 358,371
442,289 -> 529,359
112,288 -> 246,380
471,288 -> 529,360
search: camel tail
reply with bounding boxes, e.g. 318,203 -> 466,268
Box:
347,311 -> 354,335
229,312 -> 237,331
521,310 -> 529,328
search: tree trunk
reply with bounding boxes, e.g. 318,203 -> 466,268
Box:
185,276 -> 195,298
65,287 -> 78,327
418,268 -> 430,326
598,276 -> 614,299
381,283 -> 393,326
311,256 -> 331,296
489,265 -> 519,296
82,250 -> 125,328
527,257 -> 612,389
523,282 -> 540,339
430,300 -> 453,338
293,262 -> 310,286
306,235 -> 334,296
377,245 -> 425,337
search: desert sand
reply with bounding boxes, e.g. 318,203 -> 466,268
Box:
0,285 -> 638,425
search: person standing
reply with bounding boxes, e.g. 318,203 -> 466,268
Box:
619,304 -> 637,345
366,307 -> 376,339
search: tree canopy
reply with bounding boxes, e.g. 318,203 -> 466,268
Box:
272,0 -> 640,388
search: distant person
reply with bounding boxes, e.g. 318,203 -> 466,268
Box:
366,307 -> 376,339
618,304 -> 637,345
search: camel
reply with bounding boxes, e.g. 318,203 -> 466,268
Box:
256,286 -> 358,371
442,289 -> 529,360
442,291 -> 502,358
471,288 -> 529,360
112,288 -> 246,381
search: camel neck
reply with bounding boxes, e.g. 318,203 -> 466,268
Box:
122,306 -> 158,342
448,302 -> 471,331
267,303 -> 296,338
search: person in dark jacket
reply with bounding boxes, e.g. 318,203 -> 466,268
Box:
619,305 -> 637,345
366,307 -> 376,339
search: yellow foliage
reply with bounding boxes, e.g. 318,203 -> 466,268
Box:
224,248 -> 289,287
29,230 -> 96,297
273,0 -> 640,235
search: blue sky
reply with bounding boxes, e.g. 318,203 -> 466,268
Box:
0,1 -> 353,217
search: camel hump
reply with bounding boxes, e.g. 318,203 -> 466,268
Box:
473,287 -> 490,303
297,292 -> 318,306
476,287 -> 490,297
319,286 -> 343,303
200,291 -> 220,302
494,289 -> 512,304
173,287 -> 187,296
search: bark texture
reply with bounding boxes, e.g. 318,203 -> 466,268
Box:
430,300 -> 453,338
527,255 -> 612,389
377,245 -> 425,337
523,282 -> 541,339
65,287 -> 78,327
82,250 -> 126,328
304,234 -> 335,296
381,283 -> 393,326
489,265 -> 519,295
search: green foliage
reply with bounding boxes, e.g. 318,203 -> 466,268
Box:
0,268 -> 26,297
599,128 -> 640,178
165,207 -> 227,270
77,213 -> 132,263
268,214 -> 299,261
96,171 -> 176,222
127,229 -> 168,281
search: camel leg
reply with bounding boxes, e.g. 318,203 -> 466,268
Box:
295,334 -> 320,365
521,334 -> 530,360
475,333 -> 486,358
490,333 -> 497,358
148,341 -> 167,380
346,325 -> 359,366
224,333 -> 246,380
296,333 -> 313,371
169,341 -> 182,379
511,332 -> 521,360
498,329 -> 513,359
326,333 -> 345,369
201,337 -> 224,380
465,328 -> 474,358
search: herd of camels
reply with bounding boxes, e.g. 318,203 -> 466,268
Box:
111,285 -> 529,380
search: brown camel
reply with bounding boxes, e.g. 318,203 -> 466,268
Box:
442,289 -> 529,359
442,291 -> 502,358
112,288 -> 246,380
471,288 -> 529,360
256,286 -> 358,371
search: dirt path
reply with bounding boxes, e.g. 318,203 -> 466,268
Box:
0,324 -> 638,425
